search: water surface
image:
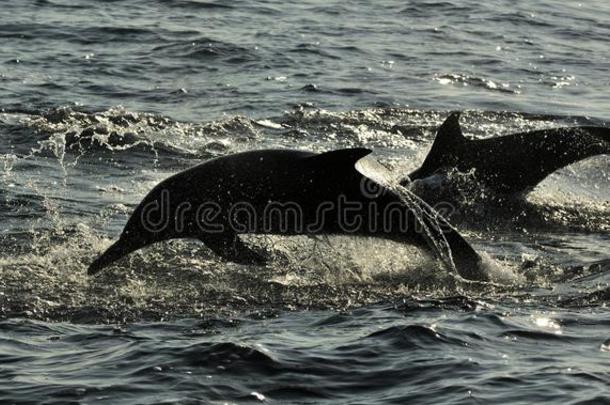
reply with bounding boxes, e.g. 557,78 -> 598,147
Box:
0,0 -> 609,403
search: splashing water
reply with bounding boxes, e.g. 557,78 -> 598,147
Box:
357,155 -> 461,275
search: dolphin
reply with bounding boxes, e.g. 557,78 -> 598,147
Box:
404,112 -> 610,195
88,148 -> 488,281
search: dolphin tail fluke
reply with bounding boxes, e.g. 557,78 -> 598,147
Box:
441,226 -> 487,281
415,200 -> 488,281
395,186 -> 488,281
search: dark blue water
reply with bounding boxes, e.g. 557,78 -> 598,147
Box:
1,0 -> 609,403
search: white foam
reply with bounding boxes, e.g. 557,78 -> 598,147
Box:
478,252 -> 524,285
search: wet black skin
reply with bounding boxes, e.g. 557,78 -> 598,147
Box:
89,148 -> 487,281
405,112 -> 610,195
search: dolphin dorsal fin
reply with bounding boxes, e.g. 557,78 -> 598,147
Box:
424,112 -> 466,162
405,112 -> 466,181
434,112 -> 466,149
306,148 -> 372,168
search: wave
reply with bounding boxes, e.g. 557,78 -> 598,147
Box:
157,0 -> 235,10
152,38 -> 256,63
433,73 -> 521,94
1,107 -> 267,161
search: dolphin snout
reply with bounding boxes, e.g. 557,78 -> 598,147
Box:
88,240 -> 128,275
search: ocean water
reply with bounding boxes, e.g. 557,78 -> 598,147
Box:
1,0 -> 609,403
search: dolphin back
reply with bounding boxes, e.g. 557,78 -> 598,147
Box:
405,113 -> 610,195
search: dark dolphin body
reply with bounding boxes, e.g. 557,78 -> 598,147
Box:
89,149 -> 488,281
405,113 -> 610,195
